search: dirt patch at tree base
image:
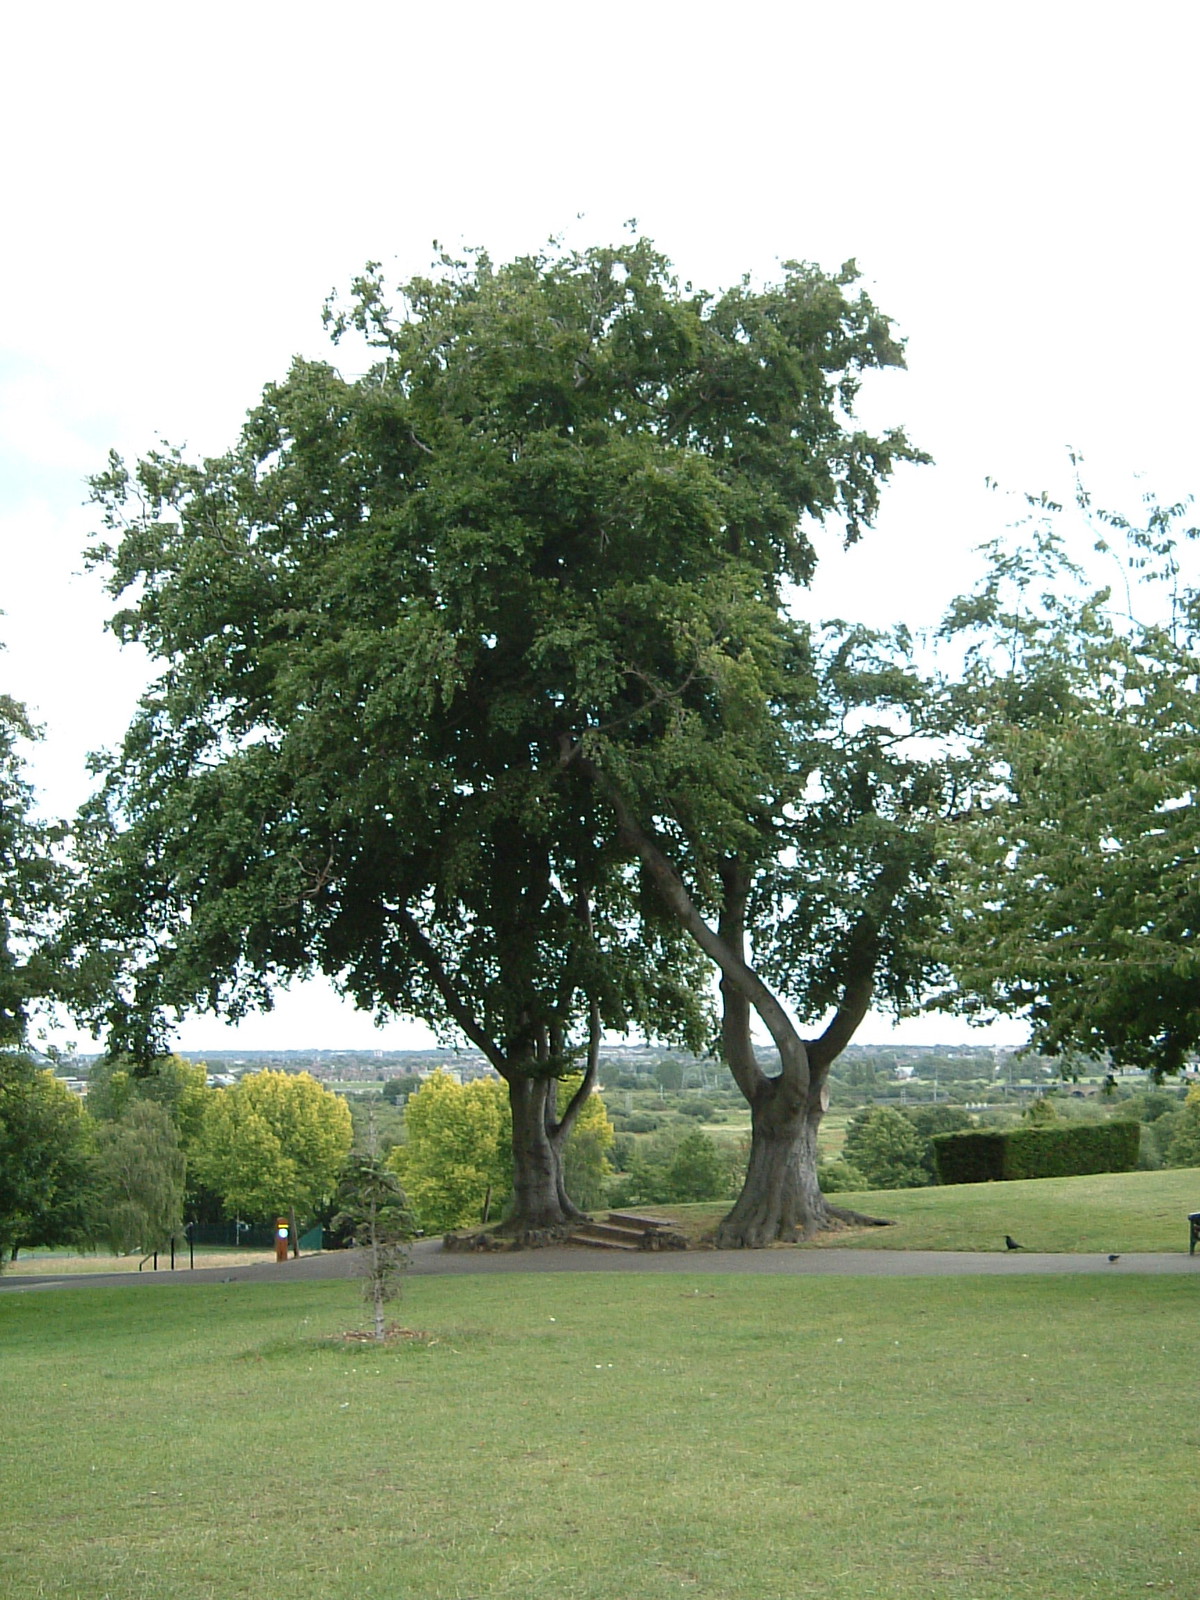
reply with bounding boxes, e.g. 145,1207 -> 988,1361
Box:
340,1324 -> 430,1343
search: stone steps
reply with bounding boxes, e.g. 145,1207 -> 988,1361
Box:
572,1212 -> 685,1251
572,1220 -> 645,1250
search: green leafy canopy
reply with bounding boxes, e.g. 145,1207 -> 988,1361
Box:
72,236 -> 922,1079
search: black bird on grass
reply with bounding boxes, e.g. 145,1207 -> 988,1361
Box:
1004,1235 -> 1026,1251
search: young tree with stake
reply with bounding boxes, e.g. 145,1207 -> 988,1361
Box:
332,1127 -> 415,1343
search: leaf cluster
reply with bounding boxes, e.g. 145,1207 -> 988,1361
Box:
0,696 -> 73,1047
936,477 -> 1200,1074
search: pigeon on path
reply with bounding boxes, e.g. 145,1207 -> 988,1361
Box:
1004,1235 -> 1026,1251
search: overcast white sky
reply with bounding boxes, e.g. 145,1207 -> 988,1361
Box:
2,1 -> 1196,1054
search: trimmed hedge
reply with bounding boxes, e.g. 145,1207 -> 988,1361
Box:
932,1120 -> 1141,1185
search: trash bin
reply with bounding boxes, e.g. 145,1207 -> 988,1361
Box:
274,1217 -> 290,1263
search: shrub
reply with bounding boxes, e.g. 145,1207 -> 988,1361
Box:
1003,1121 -> 1139,1179
1137,1125 -> 1164,1171
619,1114 -> 662,1134
842,1108 -> 930,1190
678,1099 -> 719,1120
930,1130 -> 1008,1184
818,1159 -> 869,1193
1122,1090 -> 1183,1124
607,1127 -> 743,1207
901,1105 -> 974,1182
1021,1096 -> 1060,1126
610,1133 -> 636,1172
903,1105 -> 974,1139
662,1129 -> 729,1202
933,1120 -> 1141,1184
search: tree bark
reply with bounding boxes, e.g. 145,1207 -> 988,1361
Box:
714,1075 -> 832,1246
711,861 -> 835,1247
501,1075 -> 587,1238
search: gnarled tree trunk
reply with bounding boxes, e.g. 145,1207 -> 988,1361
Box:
502,1074 -> 587,1237
497,996 -> 604,1241
715,1078 -> 831,1247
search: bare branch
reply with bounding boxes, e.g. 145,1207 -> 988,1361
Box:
394,906 -> 509,1077
569,744 -> 804,1076
554,991 -> 602,1143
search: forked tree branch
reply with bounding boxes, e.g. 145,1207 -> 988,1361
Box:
807,960 -> 875,1074
567,743 -> 806,1084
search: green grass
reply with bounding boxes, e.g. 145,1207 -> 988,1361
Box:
3,1271 -> 1199,1598
645,1166 -> 1200,1252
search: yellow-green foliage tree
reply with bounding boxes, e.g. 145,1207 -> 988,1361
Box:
559,1076 -> 614,1212
191,1070 -> 351,1244
392,1070 -> 615,1231
391,1072 -> 512,1233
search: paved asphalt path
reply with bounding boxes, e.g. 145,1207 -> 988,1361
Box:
3,1239 -> 1198,1292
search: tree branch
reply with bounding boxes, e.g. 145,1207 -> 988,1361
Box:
553,991 -> 602,1144
805,878 -> 900,1075
717,858 -> 770,1100
568,744 -> 806,1086
394,906 -> 510,1078
806,960 -> 875,1075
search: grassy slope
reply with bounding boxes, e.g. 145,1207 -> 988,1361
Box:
645,1166 -> 1200,1251
3,1273 -> 1199,1600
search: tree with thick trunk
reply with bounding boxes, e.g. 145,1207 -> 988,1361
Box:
71,238 -> 918,1236
398,903 -> 605,1234
565,598 -> 965,1245
575,753 -> 898,1245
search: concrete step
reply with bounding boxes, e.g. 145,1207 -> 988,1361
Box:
573,1225 -> 641,1251
607,1212 -> 679,1232
575,1221 -> 647,1246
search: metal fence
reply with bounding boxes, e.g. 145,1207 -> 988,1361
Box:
184,1222 -> 325,1251
186,1222 -> 278,1249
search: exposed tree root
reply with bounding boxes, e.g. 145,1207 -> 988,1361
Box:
825,1203 -> 896,1228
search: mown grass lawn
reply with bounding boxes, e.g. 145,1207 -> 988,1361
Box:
3,1270 -> 1198,1599
650,1165 -> 1200,1252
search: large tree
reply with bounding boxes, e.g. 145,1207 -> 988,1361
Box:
565,606 -> 966,1244
91,1099 -> 186,1257
75,236 -> 919,1237
0,1057 -> 93,1260
936,481 -> 1200,1075
391,1071 -> 512,1232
